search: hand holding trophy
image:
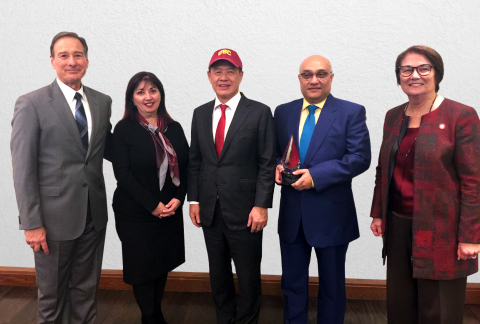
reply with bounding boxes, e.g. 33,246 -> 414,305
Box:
281,136 -> 301,185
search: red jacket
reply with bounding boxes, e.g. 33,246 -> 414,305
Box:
370,98 -> 480,280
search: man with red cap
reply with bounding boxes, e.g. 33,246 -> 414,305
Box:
188,48 -> 276,323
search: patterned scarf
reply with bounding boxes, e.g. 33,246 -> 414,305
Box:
138,113 -> 180,190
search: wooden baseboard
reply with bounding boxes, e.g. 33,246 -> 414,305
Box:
1,267 -> 479,304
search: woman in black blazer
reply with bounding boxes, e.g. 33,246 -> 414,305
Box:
112,72 -> 188,324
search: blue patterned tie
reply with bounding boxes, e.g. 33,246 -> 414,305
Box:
299,105 -> 317,165
74,92 -> 88,150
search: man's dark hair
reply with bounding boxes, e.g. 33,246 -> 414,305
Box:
50,31 -> 88,58
208,60 -> 242,73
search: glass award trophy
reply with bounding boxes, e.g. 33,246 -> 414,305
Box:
281,136 -> 301,185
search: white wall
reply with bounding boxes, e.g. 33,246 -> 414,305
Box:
1,0 -> 479,283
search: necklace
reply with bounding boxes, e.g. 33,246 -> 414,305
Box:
397,94 -> 437,158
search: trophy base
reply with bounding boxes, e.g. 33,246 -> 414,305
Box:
282,173 -> 301,185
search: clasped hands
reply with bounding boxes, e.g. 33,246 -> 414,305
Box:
275,164 -> 313,191
151,198 -> 181,218
370,218 -> 480,260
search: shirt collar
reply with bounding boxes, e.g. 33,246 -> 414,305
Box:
56,78 -> 85,102
302,97 -> 327,111
214,91 -> 241,112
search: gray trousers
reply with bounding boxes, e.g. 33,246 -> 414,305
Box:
34,218 -> 106,324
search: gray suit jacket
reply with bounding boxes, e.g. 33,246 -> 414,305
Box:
11,80 -> 112,241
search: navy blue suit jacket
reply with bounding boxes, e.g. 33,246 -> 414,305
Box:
274,94 -> 371,248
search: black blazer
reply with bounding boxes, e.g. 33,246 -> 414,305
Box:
112,120 -> 189,220
188,93 -> 276,230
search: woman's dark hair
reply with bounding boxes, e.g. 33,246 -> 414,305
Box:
395,45 -> 444,93
123,72 -> 172,129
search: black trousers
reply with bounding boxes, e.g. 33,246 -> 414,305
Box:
202,201 -> 263,324
386,211 -> 467,324
132,274 -> 168,324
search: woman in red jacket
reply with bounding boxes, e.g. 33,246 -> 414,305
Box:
370,45 -> 480,323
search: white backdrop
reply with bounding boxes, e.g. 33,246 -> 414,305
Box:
1,0 -> 479,283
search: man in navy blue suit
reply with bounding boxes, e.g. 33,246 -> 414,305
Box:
274,55 -> 371,323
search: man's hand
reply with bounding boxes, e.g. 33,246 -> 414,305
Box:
370,218 -> 383,237
25,226 -> 49,254
189,204 -> 201,227
275,164 -> 283,184
457,242 -> 480,260
247,206 -> 268,233
161,198 -> 181,217
291,169 -> 313,191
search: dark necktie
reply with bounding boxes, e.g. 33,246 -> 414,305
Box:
74,92 -> 88,150
299,105 -> 317,164
214,104 -> 228,158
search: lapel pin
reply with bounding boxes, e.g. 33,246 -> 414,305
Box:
439,124 -> 445,129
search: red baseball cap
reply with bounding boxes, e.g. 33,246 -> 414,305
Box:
209,48 -> 242,69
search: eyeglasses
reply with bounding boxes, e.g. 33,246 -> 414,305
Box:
398,64 -> 434,77
299,71 -> 332,81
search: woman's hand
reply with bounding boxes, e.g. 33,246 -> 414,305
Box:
370,218 -> 383,237
161,198 -> 181,217
151,202 -> 167,218
457,242 -> 480,260
152,199 -> 181,218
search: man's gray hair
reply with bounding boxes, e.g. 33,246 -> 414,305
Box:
50,31 -> 88,58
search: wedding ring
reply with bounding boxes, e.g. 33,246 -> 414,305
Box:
472,255 -> 477,259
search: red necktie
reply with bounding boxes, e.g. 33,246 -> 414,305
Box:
215,104 -> 227,158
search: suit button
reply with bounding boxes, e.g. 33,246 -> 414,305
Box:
83,183 -> 87,187
85,161 -> 88,166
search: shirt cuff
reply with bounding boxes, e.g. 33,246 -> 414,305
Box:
189,201 -> 199,205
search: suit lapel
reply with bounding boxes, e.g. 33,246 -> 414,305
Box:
303,94 -> 337,166
84,86 -> 99,159
48,81 -> 86,155
219,94 -> 250,160
201,100 -> 218,160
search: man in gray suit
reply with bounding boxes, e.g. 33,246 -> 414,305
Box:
11,31 -> 112,323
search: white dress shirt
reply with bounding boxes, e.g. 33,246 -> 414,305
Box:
212,91 -> 241,142
56,78 -> 92,142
